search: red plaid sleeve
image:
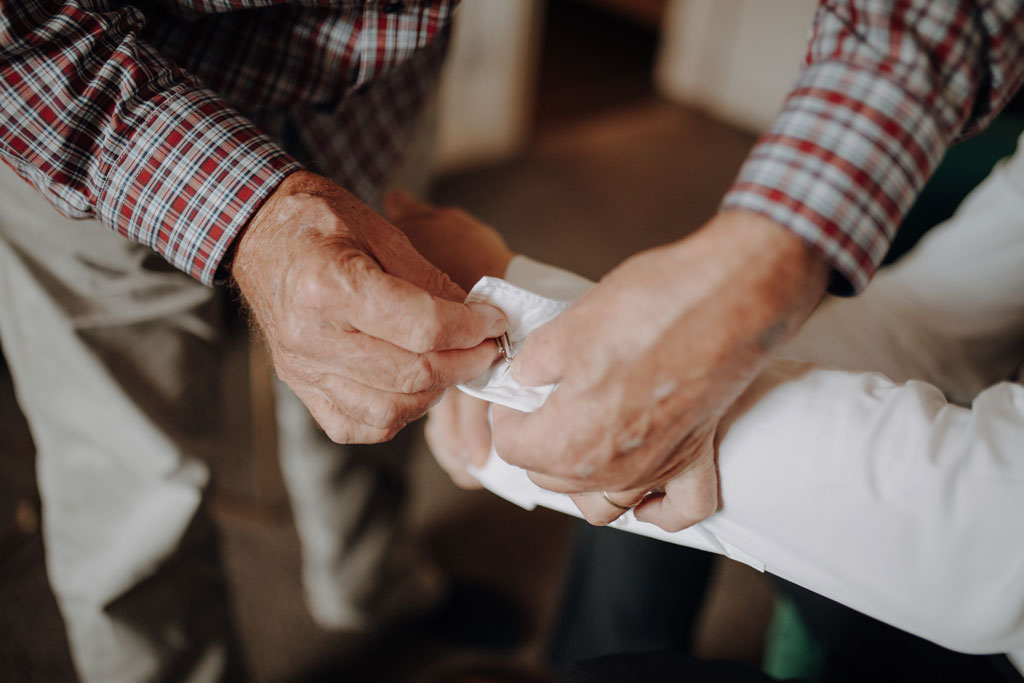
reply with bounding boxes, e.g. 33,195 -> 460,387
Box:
0,1 -> 301,285
721,0 -> 1024,294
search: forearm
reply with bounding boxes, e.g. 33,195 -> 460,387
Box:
721,0 -> 1024,294
0,0 -> 299,284
654,209 -> 829,380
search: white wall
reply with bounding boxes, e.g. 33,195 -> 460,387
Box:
434,0 -> 819,170
434,0 -> 545,172
655,0 -> 818,133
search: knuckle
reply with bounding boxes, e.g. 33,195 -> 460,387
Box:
366,394 -> 430,433
322,418 -> 354,445
324,416 -> 391,445
368,400 -> 403,430
278,317 -> 308,350
377,423 -> 404,443
667,495 -> 717,532
403,354 -> 441,393
294,264 -> 333,305
661,518 -> 688,533
655,521 -> 680,534
407,307 -> 445,353
358,429 -> 391,444
692,491 -> 719,521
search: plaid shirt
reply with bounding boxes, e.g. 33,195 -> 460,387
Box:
722,0 -> 1024,294
0,1 -> 454,285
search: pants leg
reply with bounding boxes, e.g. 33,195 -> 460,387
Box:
546,521 -> 715,667
271,96 -> 445,630
275,383 -> 443,629
0,162 -> 237,683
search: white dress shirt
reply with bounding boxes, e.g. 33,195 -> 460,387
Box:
460,136 -> 1024,667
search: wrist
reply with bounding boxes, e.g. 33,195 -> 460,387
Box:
671,209 -> 829,353
711,208 -> 828,296
230,171 -> 355,285
226,170 -> 315,278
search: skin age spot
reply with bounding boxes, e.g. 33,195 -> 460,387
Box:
652,379 -> 678,401
574,463 -> 595,478
618,434 -> 644,451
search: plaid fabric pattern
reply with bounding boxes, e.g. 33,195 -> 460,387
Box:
722,0 -> 1024,294
0,1 -> 454,284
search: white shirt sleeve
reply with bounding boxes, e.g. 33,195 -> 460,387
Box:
464,138 -> 1024,659
707,360 -> 1024,655
466,256 -> 1024,658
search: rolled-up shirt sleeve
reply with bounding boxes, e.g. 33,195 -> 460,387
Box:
0,1 -> 301,284
721,0 -> 1024,294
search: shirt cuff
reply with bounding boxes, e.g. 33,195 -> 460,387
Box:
97,87 -> 302,285
721,62 -> 950,295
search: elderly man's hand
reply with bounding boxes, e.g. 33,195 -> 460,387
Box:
231,171 -> 507,444
491,210 -> 828,531
382,190 -> 514,487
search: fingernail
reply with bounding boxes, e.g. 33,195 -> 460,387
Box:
468,302 -> 507,336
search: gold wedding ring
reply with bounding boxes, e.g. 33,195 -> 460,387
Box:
601,490 -> 641,511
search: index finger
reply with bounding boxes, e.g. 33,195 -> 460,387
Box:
343,254 -> 507,352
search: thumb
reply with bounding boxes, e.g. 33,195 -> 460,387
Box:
510,318 -> 567,387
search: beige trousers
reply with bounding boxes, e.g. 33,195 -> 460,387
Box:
0,147 -> 435,681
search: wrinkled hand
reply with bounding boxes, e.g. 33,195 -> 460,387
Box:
382,190 -> 515,487
491,210 -> 829,531
231,171 -> 507,444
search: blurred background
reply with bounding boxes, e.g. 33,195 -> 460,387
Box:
2,0 -> 1021,681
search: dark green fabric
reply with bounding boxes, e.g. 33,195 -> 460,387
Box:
763,597 -> 827,681
884,114 -> 1024,265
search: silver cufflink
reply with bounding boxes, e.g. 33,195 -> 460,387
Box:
495,332 -> 513,363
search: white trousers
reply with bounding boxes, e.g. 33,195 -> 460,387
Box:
0,158 -> 433,682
